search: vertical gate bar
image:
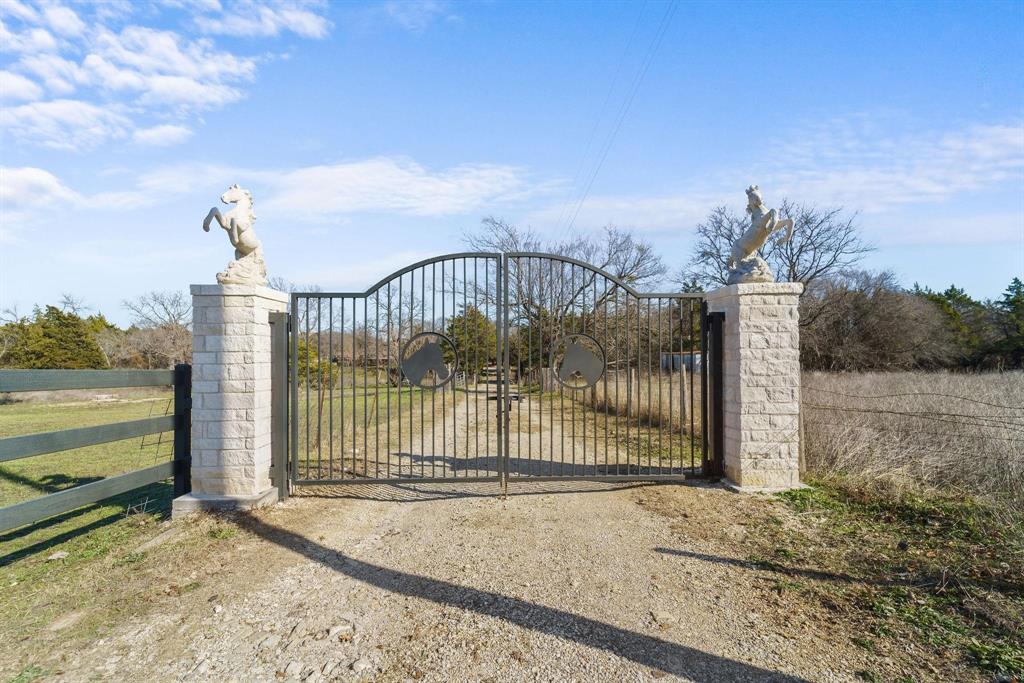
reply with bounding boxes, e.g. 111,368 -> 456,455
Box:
398,278 -> 403,477
432,262 -> 437,478
618,286 -> 626,471
316,300 -> 321,477
659,298 -> 665,473
573,262 -> 581,475
667,299 -> 674,475
646,298 -> 652,473
636,296 -> 641,474
290,294 -> 299,486
516,258 -> 522,468
495,255 -> 504,487
548,258 -> 555,476
366,296 -> 370,479
477,259 -> 481,479
417,268 -> 423,478
329,299 -> 333,478
498,254 -> 507,488
464,259 -> 468,479
351,297 -> 357,476
403,274 -> 411,479
559,261 -> 566,476
526,257 -> 532,475
375,292 -> 381,478
441,261 -> 447,474
454,262 -> 458,471
387,285 -> 392,478
472,258 -> 478,477
304,298 -> 310,479
593,275 -> 598,474
577,264 -> 583,476
598,278 -> 606,475
700,300 -> 709,474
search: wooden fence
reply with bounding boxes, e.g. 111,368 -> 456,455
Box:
0,366 -> 191,534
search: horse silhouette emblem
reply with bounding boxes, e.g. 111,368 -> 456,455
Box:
401,341 -> 451,388
557,340 -> 604,388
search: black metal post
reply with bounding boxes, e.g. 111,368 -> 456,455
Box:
707,311 -> 725,478
173,363 -> 192,497
270,311 -> 290,501
700,301 -> 709,473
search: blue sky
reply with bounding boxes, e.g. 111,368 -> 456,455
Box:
1,0 -> 1022,325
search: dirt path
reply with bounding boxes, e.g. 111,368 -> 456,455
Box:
29,479 -> 878,683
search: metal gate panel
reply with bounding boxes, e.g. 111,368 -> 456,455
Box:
502,254 -> 707,480
290,253 -> 503,484
287,252 -> 721,485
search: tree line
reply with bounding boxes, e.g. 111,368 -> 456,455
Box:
2,202 -> 1020,373
0,291 -> 192,370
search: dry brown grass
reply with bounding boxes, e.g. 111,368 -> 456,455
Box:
581,370 -> 703,434
801,370 -> 1024,517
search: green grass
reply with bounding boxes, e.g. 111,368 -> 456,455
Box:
0,393 -> 175,507
773,479 -> 1024,678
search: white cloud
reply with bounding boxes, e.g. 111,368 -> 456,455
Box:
382,0 -> 455,32
0,99 -> 130,149
16,54 -> 87,95
533,118 -> 1024,243
0,166 -> 81,208
41,4 -> 85,36
132,124 -> 193,146
758,118 -> 1024,212
0,19 -> 57,52
0,1 -> 327,149
197,0 -> 331,38
262,157 -> 542,219
0,70 -> 42,101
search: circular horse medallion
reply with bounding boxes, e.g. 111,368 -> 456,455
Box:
399,332 -> 458,390
549,333 -> 606,390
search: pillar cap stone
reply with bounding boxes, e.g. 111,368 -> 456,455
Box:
191,283 -> 289,303
706,282 -> 804,300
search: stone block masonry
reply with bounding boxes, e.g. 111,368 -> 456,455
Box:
172,284 -> 288,516
705,282 -> 804,492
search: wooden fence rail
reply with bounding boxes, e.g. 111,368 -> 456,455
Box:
0,365 -> 191,534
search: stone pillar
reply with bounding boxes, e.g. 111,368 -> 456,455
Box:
705,282 -> 803,492
172,284 -> 288,516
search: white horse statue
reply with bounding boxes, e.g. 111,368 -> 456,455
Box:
203,184 -> 267,286
726,185 -> 794,284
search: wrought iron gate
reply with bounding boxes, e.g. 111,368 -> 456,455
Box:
285,253 -> 722,489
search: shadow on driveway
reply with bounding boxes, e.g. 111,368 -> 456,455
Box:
238,514 -> 811,682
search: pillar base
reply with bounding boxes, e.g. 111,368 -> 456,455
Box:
171,487 -> 278,518
723,479 -> 809,495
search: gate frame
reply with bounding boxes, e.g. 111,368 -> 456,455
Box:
280,252 -> 725,489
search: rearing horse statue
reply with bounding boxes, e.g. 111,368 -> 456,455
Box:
203,184 -> 267,286
726,185 -> 794,284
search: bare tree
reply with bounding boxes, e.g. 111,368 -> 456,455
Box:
123,290 -> 192,329
59,293 -> 89,315
800,270 -> 956,370
122,291 -> 192,367
0,306 -> 22,364
679,200 -> 872,289
466,217 -> 667,288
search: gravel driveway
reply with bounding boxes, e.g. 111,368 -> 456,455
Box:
46,478 -> 871,683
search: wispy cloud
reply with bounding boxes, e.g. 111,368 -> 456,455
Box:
0,1 -> 329,149
132,123 -> 193,146
533,117 -> 1024,247
380,0 -> 457,32
1,156 -> 554,222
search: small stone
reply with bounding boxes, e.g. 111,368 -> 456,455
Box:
350,658 -> 371,673
46,551 -> 69,561
260,634 -> 281,650
213,604 -> 223,614
284,660 -> 303,677
328,621 -> 355,641
651,610 -> 677,626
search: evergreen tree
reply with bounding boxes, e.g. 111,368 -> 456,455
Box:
993,277 -> 1024,368
446,305 -> 497,376
2,306 -> 108,369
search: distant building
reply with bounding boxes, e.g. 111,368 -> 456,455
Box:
660,352 -> 701,372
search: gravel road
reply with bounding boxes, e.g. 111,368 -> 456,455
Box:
45,477 -> 872,683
